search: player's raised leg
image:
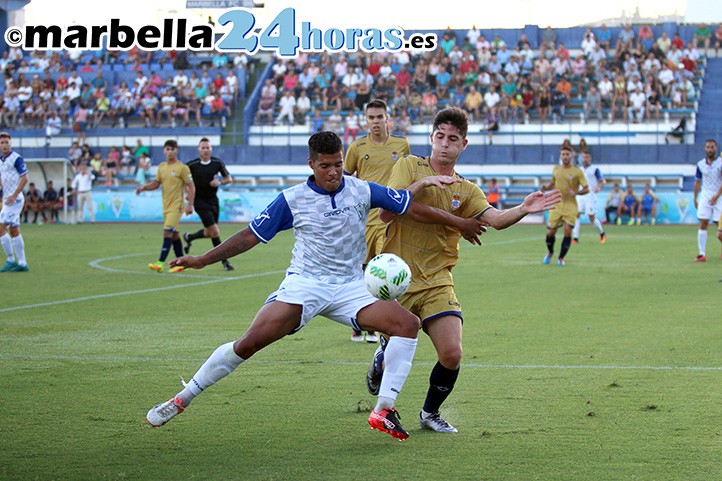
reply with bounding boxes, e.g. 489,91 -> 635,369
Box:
146,301 -> 302,427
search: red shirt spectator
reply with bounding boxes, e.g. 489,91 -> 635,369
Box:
395,66 -> 411,88
681,56 -> 697,73
368,60 -> 381,77
671,34 -> 684,49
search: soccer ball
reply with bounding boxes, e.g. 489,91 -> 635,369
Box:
364,253 -> 412,301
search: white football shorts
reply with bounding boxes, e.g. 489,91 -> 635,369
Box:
0,195 -> 24,227
697,195 -> 721,222
265,273 -> 377,331
577,193 -> 598,217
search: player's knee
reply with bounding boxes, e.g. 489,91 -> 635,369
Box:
390,311 -> 420,338
438,345 -> 463,368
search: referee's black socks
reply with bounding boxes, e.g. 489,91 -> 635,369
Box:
188,229 -> 205,242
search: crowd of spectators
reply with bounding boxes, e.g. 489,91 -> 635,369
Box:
0,47 -> 250,140
66,138 -> 152,186
256,23 -> 713,135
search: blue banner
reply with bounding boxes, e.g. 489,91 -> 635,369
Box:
82,190 -> 701,224
84,190 -> 279,223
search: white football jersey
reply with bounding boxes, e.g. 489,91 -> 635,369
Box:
696,157 -> 722,199
250,176 -> 411,284
0,151 -> 28,201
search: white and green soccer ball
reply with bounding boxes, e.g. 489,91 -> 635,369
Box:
364,253 -> 412,301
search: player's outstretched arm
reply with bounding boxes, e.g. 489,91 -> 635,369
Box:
136,180 -> 161,195
403,202 -> 487,245
480,190 -> 562,230
170,227 -> 261,269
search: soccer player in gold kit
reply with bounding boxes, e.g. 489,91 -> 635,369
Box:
366,108 -> 561,433
540,144 -> 589,266
136,139 -> 195,273
345,99 -> 411,343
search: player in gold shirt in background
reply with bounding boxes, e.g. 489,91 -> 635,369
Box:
136,139 -> 195,273
540,144 -> 589,266
366,107 -> 561,433
345,99 -> 411,343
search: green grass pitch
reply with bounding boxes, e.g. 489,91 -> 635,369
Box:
1,223 -> 720,480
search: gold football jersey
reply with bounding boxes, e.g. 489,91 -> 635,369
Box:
383,155 -> 491,293
156,161 -> 192,213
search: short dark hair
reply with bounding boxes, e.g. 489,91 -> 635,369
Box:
560,144 -> 574,152
308,131 -> 343,161
705,138 -> 717,147
198,137 -> 210,144
365,99 -> 388,113
432,108 -> 469,138
164,139 -> 178,149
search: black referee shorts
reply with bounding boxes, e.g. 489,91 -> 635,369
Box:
195,199 -> 220,228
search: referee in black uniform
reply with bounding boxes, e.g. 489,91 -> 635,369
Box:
183,138 -> 235,271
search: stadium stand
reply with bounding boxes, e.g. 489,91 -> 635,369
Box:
0,21 -> 718,201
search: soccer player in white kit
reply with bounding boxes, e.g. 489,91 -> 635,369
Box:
0,132 -> 30,272
693,139 -> 722,262
572,150 -> 607,244
145,131 -> 482,440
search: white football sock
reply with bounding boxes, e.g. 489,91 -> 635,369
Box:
176,341 -> 244,406
0,234 -> 14,262
572,221 -> 581,239
593,218 -> 604,234
698,229 -> 707,256
11,235 -> 26,265
375,336 -> 417,411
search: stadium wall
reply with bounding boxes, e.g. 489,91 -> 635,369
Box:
80,190 -> 700,225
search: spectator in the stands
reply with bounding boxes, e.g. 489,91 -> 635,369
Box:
657,32 -> 671,55
671,33 -> 684,50
658,63 -> 675,97
550,82 -> 568,123
646,87 -> 662,120
715,24 -> 722,54
310,109 -> 324,132
584,85 -> 603,123
617,24 -> 635,51
212,50 -> 229,69
627,86 -> 646,123
295,89 -> 312,123
343,110 -> 360,143
542,26 -> 557,49
68,141 -> 82,167
3,91 -> 20,128
694,23 -> 712,55
537,86 -> 551,123
45,110 -> 62,145
139,92 -> 159,128
637,25 -> 654,52
581,30 -> 597,57
597,23 -> 612,51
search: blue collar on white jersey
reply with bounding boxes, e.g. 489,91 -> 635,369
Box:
306,175 -> 346,196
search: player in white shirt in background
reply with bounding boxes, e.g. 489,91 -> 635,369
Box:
0,132 -> 30,272
71,162 -> 96,224
693,139 -> 722,262
572,151 -> 607,244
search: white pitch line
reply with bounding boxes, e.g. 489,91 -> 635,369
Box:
0,353 -> 719,371
0,269 -> 285,313
88,252 -> 230,279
